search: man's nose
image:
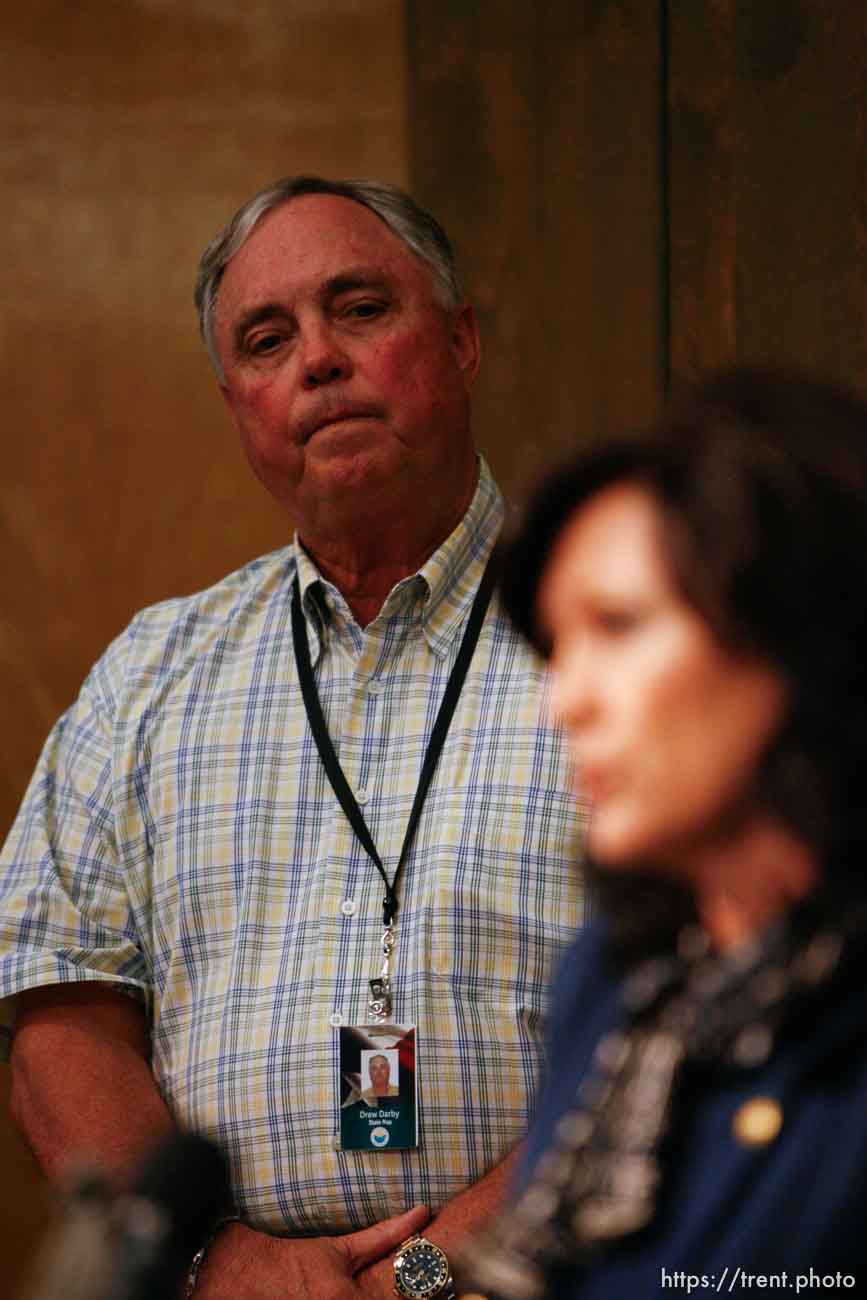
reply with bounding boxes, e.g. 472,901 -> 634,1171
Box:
300,323 -> 352,388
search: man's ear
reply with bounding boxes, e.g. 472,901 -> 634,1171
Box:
450,302 -> 482,389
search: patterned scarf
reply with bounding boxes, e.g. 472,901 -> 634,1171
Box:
457,889 -> 867,1300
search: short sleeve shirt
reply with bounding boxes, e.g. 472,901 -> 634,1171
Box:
0,458 -> 587,1233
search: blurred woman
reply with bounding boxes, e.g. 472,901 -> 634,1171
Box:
459,367 -> 867,1299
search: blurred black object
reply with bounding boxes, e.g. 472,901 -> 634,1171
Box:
22,1133 -> 230,1300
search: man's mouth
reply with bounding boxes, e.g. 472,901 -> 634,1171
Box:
298,406 -> 384,443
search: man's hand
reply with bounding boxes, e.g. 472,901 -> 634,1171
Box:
199,1203 -> 430,1300
356,1145 -> 520,1298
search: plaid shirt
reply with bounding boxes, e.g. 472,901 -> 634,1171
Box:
0,458 -> 586,1233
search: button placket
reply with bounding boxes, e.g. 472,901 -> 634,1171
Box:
345,637 -> 383,822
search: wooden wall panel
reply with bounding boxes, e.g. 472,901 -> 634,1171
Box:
0,0 -> 408,841
408,0 -> 664,498
669,1 -> 867,390
407,1 -> 547,497
0,3 -> 407,1291
666,0 -> 736,379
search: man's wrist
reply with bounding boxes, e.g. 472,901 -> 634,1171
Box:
184,1216 -> 240,1297
393,1234 -> 455,1299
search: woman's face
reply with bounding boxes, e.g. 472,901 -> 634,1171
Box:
537,482 -> 787,877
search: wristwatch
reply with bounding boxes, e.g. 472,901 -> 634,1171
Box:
393,1234 -> 456,1299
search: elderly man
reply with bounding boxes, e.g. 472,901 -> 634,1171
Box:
362,1055 -> 399,1105
0,177 -> 584,1298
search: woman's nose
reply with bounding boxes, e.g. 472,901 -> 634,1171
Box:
548,647 -> 599,733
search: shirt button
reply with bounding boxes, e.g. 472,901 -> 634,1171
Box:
340,898 -> 357,917
329,1012 -> 344,1028
367,681 -> 383,696
355,787 -> 370,805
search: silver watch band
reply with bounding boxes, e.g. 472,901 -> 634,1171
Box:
394,1234 -> 456,1300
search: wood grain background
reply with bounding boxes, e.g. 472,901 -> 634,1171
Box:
3,2 -> 866,1290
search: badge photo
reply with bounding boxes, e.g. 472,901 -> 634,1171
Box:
338,1024 -> 418,1150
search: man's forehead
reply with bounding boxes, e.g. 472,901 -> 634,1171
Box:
232,194 -> 412,280
216,194 -> 430,325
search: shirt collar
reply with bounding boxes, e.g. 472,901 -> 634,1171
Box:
292,455 -> 504,661
416,455 -> 504,657
294,538 -> 336,667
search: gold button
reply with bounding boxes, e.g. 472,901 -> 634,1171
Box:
732,1097 -> 783,1147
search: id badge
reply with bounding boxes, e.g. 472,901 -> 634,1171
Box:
338,1023 -> 418,1150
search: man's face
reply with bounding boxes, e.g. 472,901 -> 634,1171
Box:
369,1055 -> 391,1094
214,194 -> 480,527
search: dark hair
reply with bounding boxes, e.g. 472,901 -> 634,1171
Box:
502,365 -> 867,889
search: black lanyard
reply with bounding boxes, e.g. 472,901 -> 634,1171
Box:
291,555 -> 498,927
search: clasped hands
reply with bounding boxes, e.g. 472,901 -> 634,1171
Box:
198,1202 -> 431,1299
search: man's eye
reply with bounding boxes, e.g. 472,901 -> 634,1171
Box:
247,332 -> 283,355
345,301 -> 385,319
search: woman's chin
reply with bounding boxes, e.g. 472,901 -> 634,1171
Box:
587,830 -> 646,870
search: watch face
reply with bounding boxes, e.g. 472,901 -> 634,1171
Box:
396,1242 -> 449,1296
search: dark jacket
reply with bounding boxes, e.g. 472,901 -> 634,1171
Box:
520,921 -> 867,1297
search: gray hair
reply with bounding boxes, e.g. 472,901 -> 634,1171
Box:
194,175 -> 464,380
